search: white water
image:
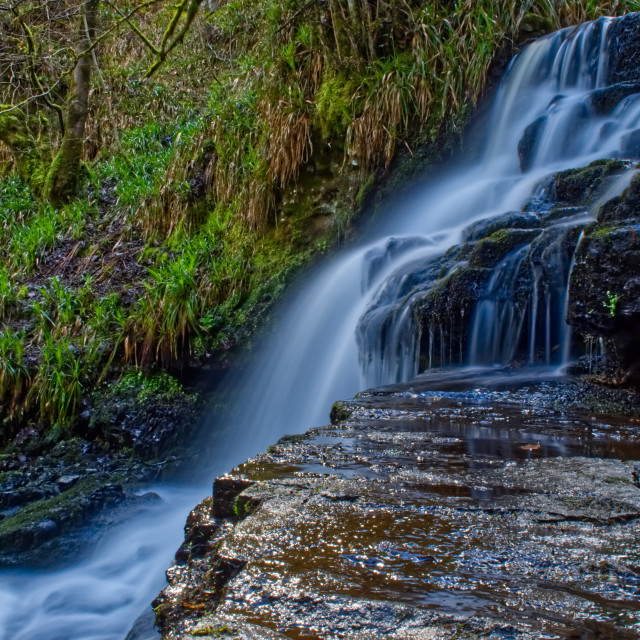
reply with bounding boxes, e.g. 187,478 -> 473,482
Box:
2,15 -> 640,640
0,486 -> 202,640
357,16 -> 640,381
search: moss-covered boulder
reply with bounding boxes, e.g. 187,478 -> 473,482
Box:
414,265 -> 489,368
463,211 -> 542,242
468,229 -> 542,268
553,159 -> 627,206
568,175 -> 640,386
598,173 -> 640,224
88,372 -> 199,458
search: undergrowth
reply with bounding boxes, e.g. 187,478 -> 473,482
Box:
148,0 -> 640,233
0,0 -> 638,435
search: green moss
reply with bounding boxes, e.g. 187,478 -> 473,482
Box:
469,229 -> 541,268
233,493 -> 260,518
330,401 -> 351,424
355,173 -> 375,208
191,625 -> 235,637
519,12 -> 555,36
0,474 -> 111,536
109,371 -> 184,403
276,433 -> 307,446
45,141 -> 83,206
89,369 -> 197,448
589,225 -> 620,239
0,105 -> 47,197
554,159 -> 627,205
315,72 -> 355,141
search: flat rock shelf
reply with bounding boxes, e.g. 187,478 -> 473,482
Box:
154,370 -> 640,640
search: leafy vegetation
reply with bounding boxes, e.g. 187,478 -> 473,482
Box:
0,0 -> 639,437
604,290 -> 620,318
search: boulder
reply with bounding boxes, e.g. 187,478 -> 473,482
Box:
568,172 -> 640,386
462,211 -> 541,242
211,475 -> 255,518
607,13 -> 640,85
517,116 -> 546,172
590,82 -> 640,115
468,229 -> 542,268
553,159 -> 626,206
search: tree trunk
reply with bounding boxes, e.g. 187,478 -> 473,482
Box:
45,0 -> 100,205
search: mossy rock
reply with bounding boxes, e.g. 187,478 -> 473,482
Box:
330,402 -> 351,424
553,159 -> 627,206
0,476 -> 125,557
462,211 -> 542,242
468,229 -> 541,268
420,266 -> 488,317
569,177 -> 640,385
88,371 -> 199,458
598,173 -> 640,224
590,82 -> 640,116
415,266 -> 489,368
518,13 -> 555,39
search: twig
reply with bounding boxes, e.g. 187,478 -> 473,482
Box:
104,0 -> 161,55
11,6 -> 66,133
0,77 -> 66,115
275,0 -> 319,35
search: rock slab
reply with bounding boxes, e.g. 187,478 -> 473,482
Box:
154,372 -> 640,639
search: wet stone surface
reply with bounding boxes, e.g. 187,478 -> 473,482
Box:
155,372 -> 640,639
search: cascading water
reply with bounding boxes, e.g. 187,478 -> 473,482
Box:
1,15 -> 639,640
467,219 -> 587,366
357,16 -> 640,381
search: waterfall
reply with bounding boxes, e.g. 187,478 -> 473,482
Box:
1,15 -> 640,640
467,221 -> 587,367
355,16 -> 640,380
468,245 -> 529,365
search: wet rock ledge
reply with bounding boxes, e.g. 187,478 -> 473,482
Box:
154,371 -> 640,639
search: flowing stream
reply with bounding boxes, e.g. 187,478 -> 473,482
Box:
1,15 -> 640,640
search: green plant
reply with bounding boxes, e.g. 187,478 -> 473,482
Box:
0,328 -> 29,409
0,270 -> 16,320
27,337 -> 84,424
136,248 -> 202,365
603,290 -> 620,318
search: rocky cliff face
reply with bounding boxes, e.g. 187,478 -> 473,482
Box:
382,159 -> 640,380
568,172 -> 640,386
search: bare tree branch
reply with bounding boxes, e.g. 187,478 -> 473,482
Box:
11,6 -> 66,133
0,76 -> 66,115
104,0 -> 161,55
145,0 -> 203,78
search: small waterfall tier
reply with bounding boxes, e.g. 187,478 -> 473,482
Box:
356,15 -> 640,387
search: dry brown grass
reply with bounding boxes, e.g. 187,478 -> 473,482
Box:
86,0 -> 640,235
265,100 -> 312,188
